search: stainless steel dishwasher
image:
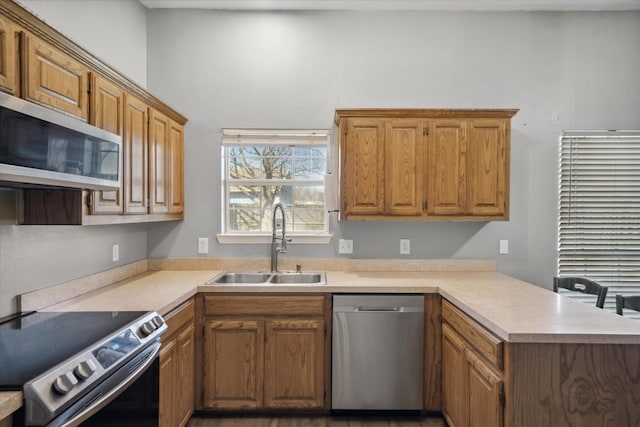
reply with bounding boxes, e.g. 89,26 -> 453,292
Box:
332,294 -> 424,411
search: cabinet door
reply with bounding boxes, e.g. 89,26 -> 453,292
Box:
176,325 -> 195,427
385,120 -> 424,216
169,120 -> 185,214
0,16 -> 17,95
264,319 -> 324,409
442,324 -> 468,427
341,118 -> 385,216
466,120 -> 508,217
467,349 -> 503,427
89,74 -> 124,214
203,320 -> 264,409
159,339 -> 177,427
149,109 -> 170,214
123,94 -> 148,214
23,33 -> 89,120
427,120 -> 467,216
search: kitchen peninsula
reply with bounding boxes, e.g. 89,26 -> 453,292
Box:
3,259 -> 640,427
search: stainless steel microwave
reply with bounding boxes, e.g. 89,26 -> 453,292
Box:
0,92 -> 121,191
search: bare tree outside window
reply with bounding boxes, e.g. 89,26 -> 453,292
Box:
224,143 -> 327,234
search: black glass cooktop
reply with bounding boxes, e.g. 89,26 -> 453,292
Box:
0,311 -> 147,390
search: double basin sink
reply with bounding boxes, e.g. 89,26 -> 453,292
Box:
207,271 -> 326,286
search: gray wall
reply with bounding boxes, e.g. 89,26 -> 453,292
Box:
145,9 -> 640,289
0,0 -> 149,318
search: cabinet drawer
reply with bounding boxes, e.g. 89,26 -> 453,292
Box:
163,298 -> 194,341
205,295 -> 325,317
442,300 -> 503,369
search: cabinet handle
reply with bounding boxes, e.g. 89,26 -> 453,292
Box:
423,126 -> 429,136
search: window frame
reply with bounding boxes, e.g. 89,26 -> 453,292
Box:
217,129 -> 332,244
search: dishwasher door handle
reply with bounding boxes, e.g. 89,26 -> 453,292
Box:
356,306 -> 400,312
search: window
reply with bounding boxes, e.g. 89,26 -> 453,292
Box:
558,130 -> 640,318
219,129 -> 330,243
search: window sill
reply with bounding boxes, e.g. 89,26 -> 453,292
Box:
216,234 -> 333,245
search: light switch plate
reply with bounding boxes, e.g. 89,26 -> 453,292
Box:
198,237 -> 209,254
499,239 -> 509,255
112,244 -> 119,262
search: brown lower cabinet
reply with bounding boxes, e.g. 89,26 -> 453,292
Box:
442,323 -> 503,427
442,300 -> 504,427
160,299 -> 195,427
198,295 -> 329,412
442,298 -> 640,427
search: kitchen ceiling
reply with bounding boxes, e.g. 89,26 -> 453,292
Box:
138,0 -> 640,11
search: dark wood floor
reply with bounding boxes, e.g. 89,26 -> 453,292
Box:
187,415 -> 446,427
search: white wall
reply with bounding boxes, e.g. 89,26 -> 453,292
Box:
16,0 -> 147,86
0,0 -> 148,318
145,10 -> 640,290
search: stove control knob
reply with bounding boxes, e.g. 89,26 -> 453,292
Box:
139,321 -> 157,337
53,371 -> 78,395
74,360 -> 97,381
152,315 -> 164,328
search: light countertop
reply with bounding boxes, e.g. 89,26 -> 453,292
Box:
44,269 -> 640,345
0,391 -> 21,421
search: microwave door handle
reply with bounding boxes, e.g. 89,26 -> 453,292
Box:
59,342 -> 161,427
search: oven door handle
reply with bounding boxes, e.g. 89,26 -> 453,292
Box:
59,341 -> 161,427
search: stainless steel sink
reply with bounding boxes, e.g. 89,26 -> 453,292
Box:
268,272 -> 326,285
207,272 -> 272,284
206,271 -> 326,285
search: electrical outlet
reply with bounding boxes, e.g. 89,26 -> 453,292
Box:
338,239 -> 353,254
112,244 -> 119,262
499,239 -> 509,255
400,239 -> 411,255
198,237 -> 209,254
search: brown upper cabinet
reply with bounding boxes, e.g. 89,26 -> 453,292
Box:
123,94 -> 149,215
150,109 -> 185,215
340,118 -> 424,217
169,120 -> 185,215
0,15 -> 18,95
336,109 -> 517,221
22,32 -> 90,121
0,1 -> 187,225
149,109 -> 171,214
89,74 -> 125,215
87,86 -> 185,222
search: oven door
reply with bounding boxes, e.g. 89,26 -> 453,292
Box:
45,341 -> 160,427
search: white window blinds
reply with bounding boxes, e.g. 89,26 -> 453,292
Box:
558,130 -> 640,318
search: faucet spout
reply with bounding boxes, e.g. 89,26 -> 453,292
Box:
271,203 -> 289,273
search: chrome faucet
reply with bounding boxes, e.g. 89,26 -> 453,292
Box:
271,203 -> 291,273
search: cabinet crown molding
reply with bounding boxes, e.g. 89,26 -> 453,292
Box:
334,108 -> 519,124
